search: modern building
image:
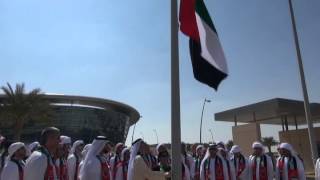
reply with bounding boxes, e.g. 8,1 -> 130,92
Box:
0,94 -> 140,143
215,98 -> 320,171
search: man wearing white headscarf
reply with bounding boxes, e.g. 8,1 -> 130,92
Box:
218,147 -> 236,180
110,143 -> 124,180
200,144 -> 229,180
230,145 -> 249,180
248,142 -> 274,180
68,140 -> 84,180
114,148 -> 130,180
193,145 -> 205,180
127,139 -> 169,180
78,143 -> 91,176
275,143 -> 305,180
56,135 -> 72,180
1,142 -> 27,180
79,136 -> 111,180
24,127 -> 60,180
181,143 -> 194,180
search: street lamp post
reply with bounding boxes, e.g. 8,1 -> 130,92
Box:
140,132 -> 145,141
131,123 -> 137,144
208,129 -> 214,143
200,98 -> 211,144
153,129 -> 159,144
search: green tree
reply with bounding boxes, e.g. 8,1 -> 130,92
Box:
0,83 -> 53,141
261,137 -> 279,154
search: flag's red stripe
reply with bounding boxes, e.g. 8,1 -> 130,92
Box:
179,0 -> 200,41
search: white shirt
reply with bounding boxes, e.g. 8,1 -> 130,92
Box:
68,154 -> 81,180
1,160 -> 24,180
24,150 -> 58,180
79,155 -> 110,180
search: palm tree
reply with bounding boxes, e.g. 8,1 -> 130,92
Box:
0,83 -> 53,141
261,137 -> 279,154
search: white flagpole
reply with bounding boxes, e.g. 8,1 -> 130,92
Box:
171,0 -> 182,179
288,0 -> 318,164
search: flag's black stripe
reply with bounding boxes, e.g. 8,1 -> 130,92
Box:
189,39 -> 227,90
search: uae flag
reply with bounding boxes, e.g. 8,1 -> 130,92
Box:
179,0 -> 228,90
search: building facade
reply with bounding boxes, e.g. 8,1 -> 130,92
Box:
0,94 -> 140,143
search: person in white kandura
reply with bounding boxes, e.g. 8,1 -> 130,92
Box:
127,139 -> 169,180
67,140 -> 84,180
200,143 -> 229,180
56,135 -> 72,180
78,143 -> 91,174
79,136 -> 111,180
27,142 -> 40,156
218,147 -> 236,180
230,145 -> 249,180
1,142 -> 27,180
275,143 -> 305,180
110,143 -> 124,180
181,143 -> 193,180
248,142 -> 274,180
24,127 -> 60,180
114,148 -> 130,180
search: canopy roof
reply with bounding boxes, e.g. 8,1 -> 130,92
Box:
215,98 -> 320,125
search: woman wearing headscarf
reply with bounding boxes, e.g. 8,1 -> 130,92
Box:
230,145 -> 249,180
248,142 -> 274,180
275,143 -> 305,180
79,136 -> 111,180
1,142 -> 27,180
127,139 -> 169,180
68,140 -> 84,180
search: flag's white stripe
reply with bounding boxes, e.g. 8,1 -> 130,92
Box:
195,13 -> 228,74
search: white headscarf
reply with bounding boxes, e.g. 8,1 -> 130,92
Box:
8,142 -> 26,159
279,142 -> 296,155
230,145 -> 241,154
252,142 -> 264,149
121,148 -> 130,161
81,144 -> 92,159
79,136 -> 109,179
70,140 -> 84,154
156,143 -> 166,154
128,139 -> 143,180
28,142 -> 40,152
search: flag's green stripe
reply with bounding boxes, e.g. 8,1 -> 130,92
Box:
195,0 -> 217,34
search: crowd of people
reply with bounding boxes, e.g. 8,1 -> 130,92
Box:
0,126 -> 319,180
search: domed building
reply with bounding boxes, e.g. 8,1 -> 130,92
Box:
0,94 -> 140,143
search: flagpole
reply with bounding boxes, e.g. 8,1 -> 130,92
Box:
171,0 -> 182,179
288,0 -> 318,164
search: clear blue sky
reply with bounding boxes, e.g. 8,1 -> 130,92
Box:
0,0 -> 319,145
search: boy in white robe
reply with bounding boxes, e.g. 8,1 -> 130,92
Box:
248,142 -> 274,180
275,143 -> 305,180
1,142 -> 27,180
114,148 -> 130,180
218,147 -> 236,180
200,144 -> 229,180
24,127 -> 60,180
316,158 -> 320,180
110,143 -> 124,179
230,145 -> 249,180
56,135 -> 71,180
68,140 -> 84,180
